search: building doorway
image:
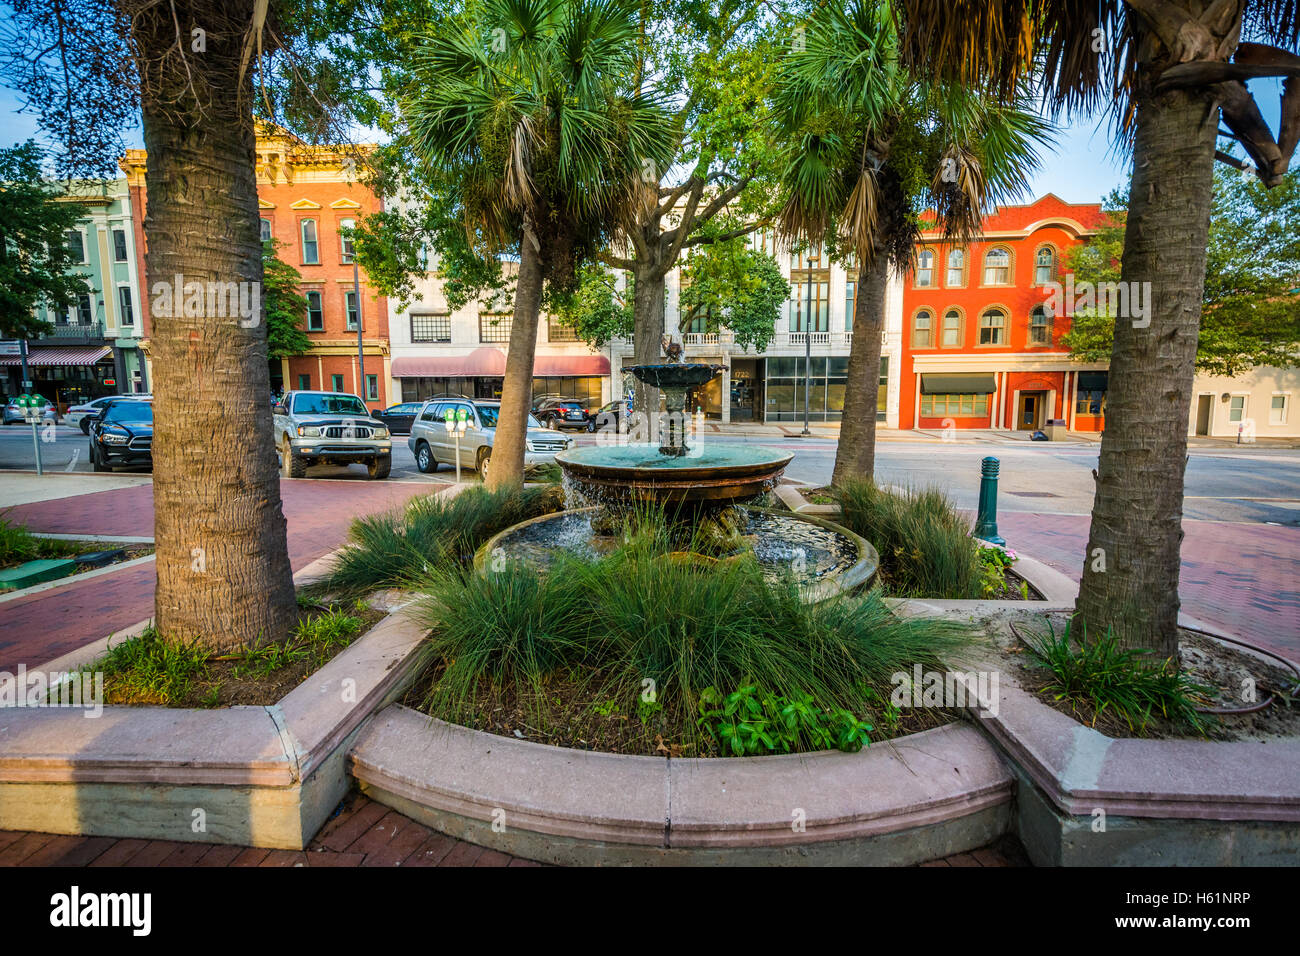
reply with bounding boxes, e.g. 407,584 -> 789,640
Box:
1195,394 -> 1212,435
729,359 -> 760,422
1016,391 -> 1046,430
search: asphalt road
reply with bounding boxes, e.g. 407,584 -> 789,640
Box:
3,423 -> 1298,526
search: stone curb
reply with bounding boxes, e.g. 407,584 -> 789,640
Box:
348,706 -> 1013,864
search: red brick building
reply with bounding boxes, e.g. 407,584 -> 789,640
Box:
120,125 -> 391,411
900,194 -> 1108,432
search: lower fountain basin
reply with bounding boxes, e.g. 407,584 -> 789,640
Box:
475,506 -> 878,603
554,444 -> 795,505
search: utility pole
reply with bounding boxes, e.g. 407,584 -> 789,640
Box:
802,267 -> 812,436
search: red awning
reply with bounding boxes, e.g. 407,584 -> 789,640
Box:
533,353 -> 611,376
391,348 -> 507,378
0,346 -> 113,367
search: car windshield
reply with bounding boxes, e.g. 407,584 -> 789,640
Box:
295,394 -> 367,416
474,406 -> 541,429
106,402 -> 153,424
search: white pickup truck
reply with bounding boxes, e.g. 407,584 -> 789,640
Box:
272,390 -> 392,479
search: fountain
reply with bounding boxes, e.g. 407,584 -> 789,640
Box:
476,337 -> 877,601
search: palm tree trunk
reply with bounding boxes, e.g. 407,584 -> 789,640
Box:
1074,87 -> 1218,656
490,215 -> 544,489
832,248 -> 889,486
631,251 -> 666,441
135,0 -> 296,649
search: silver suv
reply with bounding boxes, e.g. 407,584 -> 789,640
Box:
407,398 -> 573,482
272,390 -> 392,479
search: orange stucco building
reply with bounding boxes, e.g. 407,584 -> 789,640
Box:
119,124 -> 391,411
900,194 -> 1108,432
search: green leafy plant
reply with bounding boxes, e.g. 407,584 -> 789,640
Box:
977,546 -> 1018,598
696,686 -> 873,755
1020,619 -> 1214,735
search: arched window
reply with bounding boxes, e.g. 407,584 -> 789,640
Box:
1034,247 -> 1056,286
916,249 -> 934,287
911,309 -> 934,348
1029,305 -> 1052,345
946,249 -> 964,286
979,308 -> 1006,345
941,309 -> 962,347
983,247 -> 1011,285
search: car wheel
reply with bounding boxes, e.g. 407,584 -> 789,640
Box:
280,437 -> 307,478
585,419 -> 596,432
476,447 -> 491,483
415,441 -> 437,473
90,443 -> 108,472
80,419 -> 90,435
367,455 -> 392,480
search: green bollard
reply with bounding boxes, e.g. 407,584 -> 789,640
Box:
973,456 -> 1005,545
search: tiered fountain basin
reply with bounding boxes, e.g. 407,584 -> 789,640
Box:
476,442 -> 878,602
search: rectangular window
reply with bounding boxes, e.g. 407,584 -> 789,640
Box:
77,292 -> 93,325
1228,395 -> 1246,422
411,313 -> 451,343
845,281 -> 855,332
1075,389 -> 1104,415
366,374 -> 378,401
1270,394 -> 1289,425
331,374 -> 345,392
301,219 -> 319,264
789,271 -> 829,331
547,317 -> 580,342
339,218 -> 356,264
117,287 -> 134,327
1029,308 -> 1052,345
260,218 -> 272,242
480,313 -> 513,343
345,291 -> 360,330
297,374 -> 311,390
922,393 -> 989,417
978,311 -> 1005,345
112,229 -> 129,262
946,251 -> 964,287
305,290 -> 324,331
65,230 -> 85,263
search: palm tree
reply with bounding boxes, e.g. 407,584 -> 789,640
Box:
403,0 -> 674,488
894,0 -> 1300,654
775,0 -> 1049,486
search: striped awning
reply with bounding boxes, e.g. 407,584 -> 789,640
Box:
0,346 -> 112,367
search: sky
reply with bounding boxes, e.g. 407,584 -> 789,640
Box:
0,78 -> 1285,211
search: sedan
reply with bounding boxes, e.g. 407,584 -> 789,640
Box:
66,394 -> 151,434
371,401 -> 422,435
3,395 -> 57,425
90,399 -> 153,472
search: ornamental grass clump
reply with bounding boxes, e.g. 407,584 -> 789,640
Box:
833,480 -> 984,598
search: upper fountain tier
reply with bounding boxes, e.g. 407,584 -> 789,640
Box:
624,362 -> 722,390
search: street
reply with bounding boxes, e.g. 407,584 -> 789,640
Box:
5,423 -> 1298,527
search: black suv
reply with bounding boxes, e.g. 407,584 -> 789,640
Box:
533,398 -> 592,431
90,399 -> 153,472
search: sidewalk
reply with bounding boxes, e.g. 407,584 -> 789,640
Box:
0,478 -> 442,670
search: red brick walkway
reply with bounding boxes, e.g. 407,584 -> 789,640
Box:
0,479 -> 441,670
0,793 -> 1024,867
995,512 -> 1300,665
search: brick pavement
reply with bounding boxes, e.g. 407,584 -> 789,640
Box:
995,512 -> 1300,664
0,793 -> 1024,867
0,478 -> 442,670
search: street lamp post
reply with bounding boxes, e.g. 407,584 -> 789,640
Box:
802,268 -> 812,436
353,260 -> 365,406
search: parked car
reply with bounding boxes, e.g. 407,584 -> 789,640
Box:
3,394 -> 57,425
89,399 -> 153,472
590,398 -> 633,433
66,394 -> 151,434
408,398 -> 574,482
371,401 -> 423,435
272,391 -> 393,479
533,397 -> 592,430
